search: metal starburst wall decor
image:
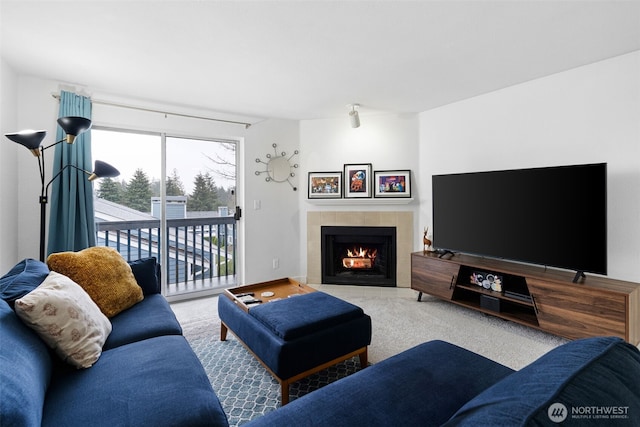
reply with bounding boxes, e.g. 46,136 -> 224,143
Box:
255,143 -> 299,191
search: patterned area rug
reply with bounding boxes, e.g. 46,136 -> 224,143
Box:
188,335 -> 362,426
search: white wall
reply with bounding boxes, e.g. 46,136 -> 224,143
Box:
419,51 -> 640,282
13,77 -> 59,262
298,113 -> 421,279
0,58 -> 19,272
244,119 -> 301,283
9,76 -> 301,284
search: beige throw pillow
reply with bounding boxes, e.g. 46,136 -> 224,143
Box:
15,271 -> 112,369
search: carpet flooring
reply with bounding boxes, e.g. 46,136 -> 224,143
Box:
171,285 -> 568,425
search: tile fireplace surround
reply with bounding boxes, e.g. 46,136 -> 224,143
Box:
307,211 -> 413,287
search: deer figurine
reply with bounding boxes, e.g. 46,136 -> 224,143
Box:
423,227 -> 432,254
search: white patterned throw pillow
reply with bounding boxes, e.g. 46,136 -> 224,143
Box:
15,271 -> 112,368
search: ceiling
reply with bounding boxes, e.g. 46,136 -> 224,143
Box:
2,1 -> 640,122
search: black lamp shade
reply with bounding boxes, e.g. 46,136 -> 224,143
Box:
88,160 -> 120,181
57,116 -> 92,143
5,130 -> 47,156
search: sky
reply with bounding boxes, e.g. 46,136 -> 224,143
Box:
91,129 -> 236,193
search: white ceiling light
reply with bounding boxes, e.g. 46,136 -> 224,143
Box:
348,104 -> 360,128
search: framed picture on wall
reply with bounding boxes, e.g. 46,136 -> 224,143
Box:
308,172 -> 343,199
344,163 -> 372,198
374,170 -> 412,198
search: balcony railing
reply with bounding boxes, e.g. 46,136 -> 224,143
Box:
95,216 -> 237,296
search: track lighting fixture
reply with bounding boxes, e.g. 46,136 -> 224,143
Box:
348,104 -> 360,128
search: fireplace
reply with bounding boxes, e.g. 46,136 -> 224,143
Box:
321,226 -> 396,287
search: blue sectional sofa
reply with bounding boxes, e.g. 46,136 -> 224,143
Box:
5,254 -> 640,427
246,336 -> 640,426
0,257 -> 229,427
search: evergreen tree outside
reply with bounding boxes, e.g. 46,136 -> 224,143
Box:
97,177 -> 124,203
125,168 -> 153,213
189,172 -> 218,211
150,178 -> 161,198
216,186 -> 229,208
166,168 -> 186,196
216,186 -> 236,211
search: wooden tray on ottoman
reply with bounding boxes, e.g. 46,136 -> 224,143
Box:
223,278 -> 316,313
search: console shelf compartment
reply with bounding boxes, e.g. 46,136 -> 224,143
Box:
411,251 -> 640,345
454,283 -> 534,308
451,285 -> 539,326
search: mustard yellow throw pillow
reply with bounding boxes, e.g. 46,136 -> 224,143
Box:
47,247 -> 143,318
15,271 -> 112,368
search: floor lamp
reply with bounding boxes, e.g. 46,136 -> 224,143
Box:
5,116 -> 120,261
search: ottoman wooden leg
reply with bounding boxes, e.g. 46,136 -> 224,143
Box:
281,382 -> 290,406
220,322 -> 228,341
359,347 -> 368,368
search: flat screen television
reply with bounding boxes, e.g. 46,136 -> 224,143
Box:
432,163 -> 607,281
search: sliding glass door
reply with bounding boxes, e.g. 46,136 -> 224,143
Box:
164,136 -> 238,296
91,128 -> 239,298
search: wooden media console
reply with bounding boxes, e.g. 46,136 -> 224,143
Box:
411,252 -> 640,345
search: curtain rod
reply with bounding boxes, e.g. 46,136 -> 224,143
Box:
52,94 -> 252,129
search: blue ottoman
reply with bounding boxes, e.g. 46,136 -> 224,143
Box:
218,290 -> 372,404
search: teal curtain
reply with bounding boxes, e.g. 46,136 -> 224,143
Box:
47,91 -> 95,256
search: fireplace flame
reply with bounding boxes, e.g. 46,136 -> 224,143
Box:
346,247 -> 377,259
342,247 -> 377,269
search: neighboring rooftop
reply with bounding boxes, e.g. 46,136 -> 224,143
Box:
95,197 -> 227,222
94,198 -> 156,222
